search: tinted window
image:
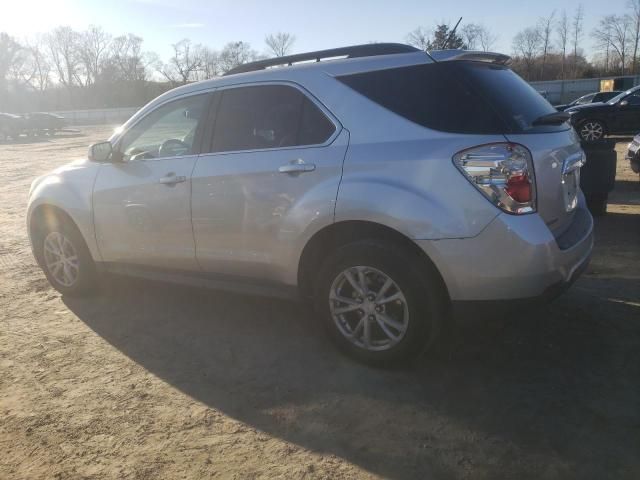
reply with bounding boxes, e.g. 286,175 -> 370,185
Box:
120,94 -> 208,161
600,91 -> 620,101
211,85 -> 335,152
627,93 -> 640,105
337,63 -> 506,134
452,62 -> 565,133
338,62 -> 566,134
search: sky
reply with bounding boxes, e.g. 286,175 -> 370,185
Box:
0,0 -> 625,62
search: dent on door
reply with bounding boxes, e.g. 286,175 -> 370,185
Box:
93,157 -> 199,269
191,129 -> 349,281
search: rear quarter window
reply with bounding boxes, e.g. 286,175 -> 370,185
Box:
337,62 -> 568,134
337,63 -> 506,135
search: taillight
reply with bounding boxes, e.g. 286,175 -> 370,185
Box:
453,143 -> 536,215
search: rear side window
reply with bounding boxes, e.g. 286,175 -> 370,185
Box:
211,84 -> 335,152
337,62 -> 566,134
458,62 -> 566,133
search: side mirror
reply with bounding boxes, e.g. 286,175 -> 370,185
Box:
619,100 -> 629,107
88,141 -> 113,162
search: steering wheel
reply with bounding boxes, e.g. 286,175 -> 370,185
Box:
158,138 -> 190,157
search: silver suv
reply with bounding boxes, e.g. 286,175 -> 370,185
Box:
28,44 -> 593,365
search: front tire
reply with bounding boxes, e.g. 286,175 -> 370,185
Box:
34,215 -> 97,296
314,240 -> 446,366
578,120 -> 606,142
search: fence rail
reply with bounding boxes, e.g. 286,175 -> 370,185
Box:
51,107 -> 139,126
530,75 -> 640,104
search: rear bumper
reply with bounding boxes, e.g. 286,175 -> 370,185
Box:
450,250 -> 590,318
416,198 -> 594,303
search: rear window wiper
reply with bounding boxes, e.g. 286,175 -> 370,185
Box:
531,111 -> 570,126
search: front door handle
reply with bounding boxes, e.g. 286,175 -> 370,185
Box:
159,174 -> 187,185
278,159 -> 316,174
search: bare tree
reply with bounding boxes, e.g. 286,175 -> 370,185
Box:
111,34 -> 155,82
218,41 -> 259,73
461,24 -> 481,50
593,15 -> 632,74
78,25 -> 111,86
556,10 -> 570,79
0,32 -> 25,99
571,5 -> 584,78
47,26 -> 81,88
161,39 -> 203,85
593,18 -> 614,73
513,27 -> 542,79
197,46 -> 220,80
24,38 -> 51,93
461,24 -> 497,51
265,32 -> 295,57
406,27 -> 431,50
629,0 -> 640,73
538,12 -> 556,79
477,26 -> 498,52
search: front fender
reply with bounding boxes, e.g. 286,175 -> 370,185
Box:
27,161 -> 101,261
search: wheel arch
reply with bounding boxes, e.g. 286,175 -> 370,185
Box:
28,204 -> 88,265
297,220 -> 449,300
576,117 -> 609,136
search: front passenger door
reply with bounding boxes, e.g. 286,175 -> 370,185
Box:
93,92 -> 212,270
616,93 -> 640,134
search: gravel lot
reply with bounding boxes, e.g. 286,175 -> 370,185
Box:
1,126 -> 639,479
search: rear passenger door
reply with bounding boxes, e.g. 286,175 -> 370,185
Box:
191,83 -> 348,281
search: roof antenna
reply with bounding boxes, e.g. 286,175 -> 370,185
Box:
441,17 -> 463,50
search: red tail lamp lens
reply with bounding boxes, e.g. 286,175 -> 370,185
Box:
505,174 -> 532,203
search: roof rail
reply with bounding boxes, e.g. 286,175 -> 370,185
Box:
224,43 -> 421,76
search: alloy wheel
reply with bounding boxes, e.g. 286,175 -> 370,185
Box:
580,121 -> 604,141
329,266 -> 409,351
43,231 -> 80,287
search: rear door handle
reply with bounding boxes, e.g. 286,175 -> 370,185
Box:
159,174 -> 187,185
278,159 -> 316,174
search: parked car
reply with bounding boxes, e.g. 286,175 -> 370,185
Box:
0,112 -> 26,141
27,44 -> 593,365
555,91 -> 622,111
625,133 -> 640,177
566,86 -> 640,141
24,112 -> 66,135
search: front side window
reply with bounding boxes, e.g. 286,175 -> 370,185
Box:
211,85 -> 335,153
576,94 -> 595,105
626,93 -> 640,106
119,93 -> 209,161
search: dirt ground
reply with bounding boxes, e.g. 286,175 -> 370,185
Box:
1,127 -> 639,480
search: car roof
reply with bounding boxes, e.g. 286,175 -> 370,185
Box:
116,45 -> 512,139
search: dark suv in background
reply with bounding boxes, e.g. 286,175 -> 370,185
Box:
567,86 -> 640,141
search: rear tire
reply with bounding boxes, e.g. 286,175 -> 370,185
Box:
33,214 -> 97,296
313,239 -> 446,366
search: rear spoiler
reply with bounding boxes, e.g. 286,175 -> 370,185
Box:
427,50 -> 511,66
